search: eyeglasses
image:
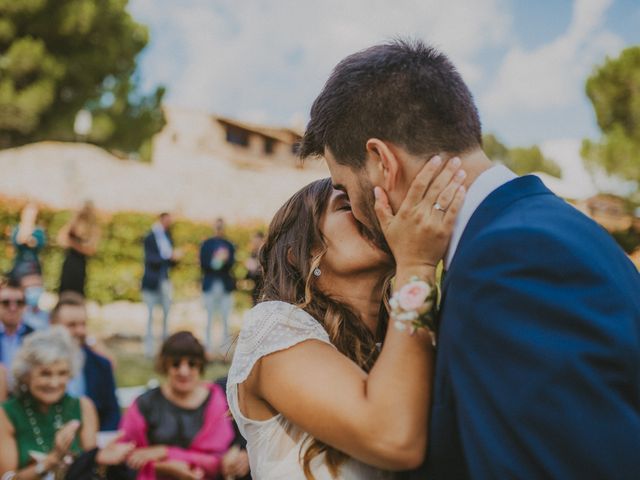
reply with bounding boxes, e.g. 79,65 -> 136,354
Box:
0,299 -> 26,307
168,358 -> 203,370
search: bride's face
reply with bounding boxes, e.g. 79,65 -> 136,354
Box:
318,189 -> 392,278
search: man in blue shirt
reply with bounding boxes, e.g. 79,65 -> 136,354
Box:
0,276 -> 33,389
141,212 -> 181,358
50,293 -> 121,431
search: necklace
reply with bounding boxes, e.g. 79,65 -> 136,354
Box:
23,395 -> 65,452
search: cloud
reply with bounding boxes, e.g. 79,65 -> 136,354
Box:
540,137 -> 636,199
129,0 -> 513,125
481,0 -> 624,117
540,138 -> 597,198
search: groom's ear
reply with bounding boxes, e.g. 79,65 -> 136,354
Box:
365,138 -> 401,192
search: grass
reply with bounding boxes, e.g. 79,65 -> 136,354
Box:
108,337 -> 231,388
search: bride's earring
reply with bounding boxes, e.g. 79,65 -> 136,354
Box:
313,267 -> 322,277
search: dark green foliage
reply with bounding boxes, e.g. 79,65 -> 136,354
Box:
582,46 -> 640,185
483,133 -> 562,178
0,0 -> 165,161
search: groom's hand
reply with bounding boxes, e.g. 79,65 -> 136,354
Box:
374,155 -> 466,271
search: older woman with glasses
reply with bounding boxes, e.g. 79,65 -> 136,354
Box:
0,327 -> 133,480
119,332 -> 234,479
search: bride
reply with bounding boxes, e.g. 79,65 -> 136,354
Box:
227,157 -> 465,479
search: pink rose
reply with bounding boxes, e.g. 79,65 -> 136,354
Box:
397,281 -> 431,311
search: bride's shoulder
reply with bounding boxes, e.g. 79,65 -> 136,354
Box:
247,300 -> 317,326
230,301 -> 333,385
249,300 -> 297,316
239,301 -> 329,343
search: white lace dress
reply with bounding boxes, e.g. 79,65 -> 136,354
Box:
227,301 -> 395,480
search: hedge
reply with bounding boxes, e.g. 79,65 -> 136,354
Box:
0,199 -> 265,306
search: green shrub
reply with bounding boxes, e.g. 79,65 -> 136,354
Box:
0,199 -> 265,305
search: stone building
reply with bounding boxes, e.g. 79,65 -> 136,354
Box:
153,106 -> 311,172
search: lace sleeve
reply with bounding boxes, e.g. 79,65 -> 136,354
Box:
227,301 -> 333,388
226,301 -> 334,436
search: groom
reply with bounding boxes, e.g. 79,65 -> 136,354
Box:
300,39 -> 640,479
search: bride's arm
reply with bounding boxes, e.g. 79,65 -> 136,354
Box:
255,306 -> 434,470
251,157 -> 465,470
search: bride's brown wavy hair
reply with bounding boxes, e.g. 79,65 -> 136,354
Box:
258,177 -> 392,479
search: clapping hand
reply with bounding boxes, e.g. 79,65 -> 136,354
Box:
53,419 -> 81,457
221,446 -> 250,479
126,445 -> 168,470
172,248 -> 184,262
95,431 -> 135,466
155,460 -> 205,479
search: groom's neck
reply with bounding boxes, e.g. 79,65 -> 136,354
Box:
456,148 -> 494,190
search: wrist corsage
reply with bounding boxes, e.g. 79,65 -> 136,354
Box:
390,276 -> 439,336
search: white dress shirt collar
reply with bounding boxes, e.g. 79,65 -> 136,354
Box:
444,164 -> 518,270
152,222 -> 173,260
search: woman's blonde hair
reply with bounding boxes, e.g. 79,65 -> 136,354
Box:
11,326 -> 82,397
68,201 -> 98,243
259,178 -> 392,479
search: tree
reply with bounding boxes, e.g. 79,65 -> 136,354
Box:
483,133 -> 562,177
0,0 -> 165,160
581,46 -> 640,185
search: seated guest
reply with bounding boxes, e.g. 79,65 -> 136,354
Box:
0,363 -> 7,402
15,264 -> 49,331
120,332 -> 234,479
50,293 -> 121,431
0,277 -> 32,389
0,327 -> 133,479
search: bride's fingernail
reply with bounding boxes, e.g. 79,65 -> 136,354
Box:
451,157 -> 461,167
373,187 -> 381,199
455,170 -> 466,180
431,155 -> 442,166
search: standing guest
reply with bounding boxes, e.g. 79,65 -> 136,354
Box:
142,213 -> 181,358
244,231 -> 265,306
0,327 -> 134,479
119,332 -> 234,479
11,203 -> 46,275
0,277 -> 32,386
0,363 -> 7,402
50,294 -> 121,431
199,218 -> 235,355
57,200 -> 101,297
15,264 -> 49,331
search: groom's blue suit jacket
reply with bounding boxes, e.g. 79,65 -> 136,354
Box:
411,176 -> 640,479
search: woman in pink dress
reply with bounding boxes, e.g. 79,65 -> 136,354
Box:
120,332 -> 234,479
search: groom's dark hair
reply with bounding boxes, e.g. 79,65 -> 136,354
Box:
300,38 -> 482,168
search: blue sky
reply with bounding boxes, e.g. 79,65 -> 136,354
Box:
129,0 -> 640,150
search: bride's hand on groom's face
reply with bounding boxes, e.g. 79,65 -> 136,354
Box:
374,155 -> 466,271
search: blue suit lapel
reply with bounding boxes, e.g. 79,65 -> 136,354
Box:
443,175 -> 553,292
